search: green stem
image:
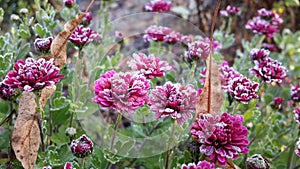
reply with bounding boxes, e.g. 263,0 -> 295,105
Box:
35,91 -> 45,152
165,120 -> 176,169
110,113 -> 122,152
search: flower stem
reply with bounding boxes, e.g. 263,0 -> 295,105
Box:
165,120 -> 176,169
110,113 -> 122,152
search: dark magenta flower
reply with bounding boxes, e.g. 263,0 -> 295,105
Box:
181,160 -> 215,169
220,5 -> 240,17
190,113 -> 249,167
163,31 -> 183,44
219,61 -> 242,92
3,58 -> 64,91
61,162 -> 72,169
250,57 -> 287,84
69,25 -> 102,48
70,134 -> 93,158
34,37 -> 53,53
295,138 -> 300,157
291,85 -> 300,102
250,48 -> 270,61
143,25 -> 172,42
127,53 -> 172,79
258,8 -> 283,25
273,97 -> 284,108
145,0 -> 172,13
81,12 -> 93,26
246,154 -> 270,169
228,76 -> 259,104
63,0 -> 75,7
246,17 -> 279,38
185,38 -> 221,61
149,82 -> 197,125
92,71 -> 150,114
0,82 -> 18,100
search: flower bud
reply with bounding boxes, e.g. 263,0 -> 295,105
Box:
10,14 -> 20,22
65,127 -> 77,137
62,162 -> 72,169
81,12 -> 92,26
42,166 -> 52,169
34,37 -> 53,53
246,154 -> 270,169
70,134 -> 93,158
63,0 -> 75,8
19,8 -> 29,15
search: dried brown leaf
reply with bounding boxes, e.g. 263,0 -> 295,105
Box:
225,159 -> 241,169
12,91 -> 40,169
40,85 -> 57,108
196,55 -> 222,117
50,13 -> 86,68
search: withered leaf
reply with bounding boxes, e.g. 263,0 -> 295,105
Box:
225,159 -> 241,169
40,85 -> 56,108
51,13 -> 86,68
196,55 -> 222,117
12,91 -> 40,169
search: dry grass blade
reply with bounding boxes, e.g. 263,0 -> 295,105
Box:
195,0 -> 222,117
40,85 -> 57,108
12,92 -> 40,169
50,13 -> 86,68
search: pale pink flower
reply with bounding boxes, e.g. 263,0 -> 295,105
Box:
145,0 -> 172,13
69,25 -> 102,48
181,160 -> 215,169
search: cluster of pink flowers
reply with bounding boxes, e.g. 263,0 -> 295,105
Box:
220,5 -> 240,17
190,113 -> 249,167
145,0 -> 172,13
3,58 -> 64,91
200,61 -> 259,104
185,38 -> 221,61
250,49 -> 287,84
0,82 -> 17,100
246,8 -> 283,38
181,160 -> 215,169
295,138 -> 300,157
127,53 -> 172,79
143,25 -> 185,44
149,82 -> 197,125
69,25 -> 102,48
92,70 -> 150,114
34,37 -> 53,53
70,134 -> 93,158
291,85 -> 300,102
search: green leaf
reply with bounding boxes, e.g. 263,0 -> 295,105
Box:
33,23 -> 46,37
0,52 -> 13,76
18,43 -> 30,59
285,0 -> 300,6
50,97 -> 71,125
0,8 -> 3,23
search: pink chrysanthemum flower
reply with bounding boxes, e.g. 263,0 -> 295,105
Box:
34,37 -> 53,53
250,57 -> 287,84
92,71 -> 150,114
220,5 -> 240,17
145,0 -> 172,13
127,53 -> 172,79
262,43 -> 277,52
181,160 -> 215,169
291,85 -> 300,102
0,82 -> 18,100
295,138 -> 300,157
246,17 -> 279,38
149,82 -> 197,125
163,31 -> 183,44
257,8 -> 283,25
190,113 -> 249,167
69,25 -> 102,48
62,162 -> 72,169
228,76 -> 259,104
115,31 -> 124,42
70,134 -> 93,158
143,25 -> 172,42
185,38 -> 221,62
250,48 -> 270,61
3,58 -> 64,91
294,107 -> 300,127
181,35 -> 193,46
63,0 -> 75,7
219,61 -> 242,92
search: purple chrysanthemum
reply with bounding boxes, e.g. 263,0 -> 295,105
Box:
34,37 -> 53,53
143,25 -> 182,43
92,71 -> 150,114
258,8 -> 283,25
145,0 -> 172,13
219,61 -> 242,92
69,25 -> 102,48
250,57 -> 287,84
163,31 -> 183,44
291,85 -> 300,102
220,5 -> 240,17
3,58 -> 64,91
70,134 -> 93,158
127,53 -> 172,79
262,43 -> 277,52
181,160 -> 215,169
294,107 -> 300,127
149,82 -> 197,125
246,17 -> 279,38
295,138 -> 300,157
190,113 -> 249,167
228,76 -> 259,104
0,82 -> 18,100
250,48 -> 270,61
185,38 -> 221,62
181,35 -> 193,46
62,162 -> 72,169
